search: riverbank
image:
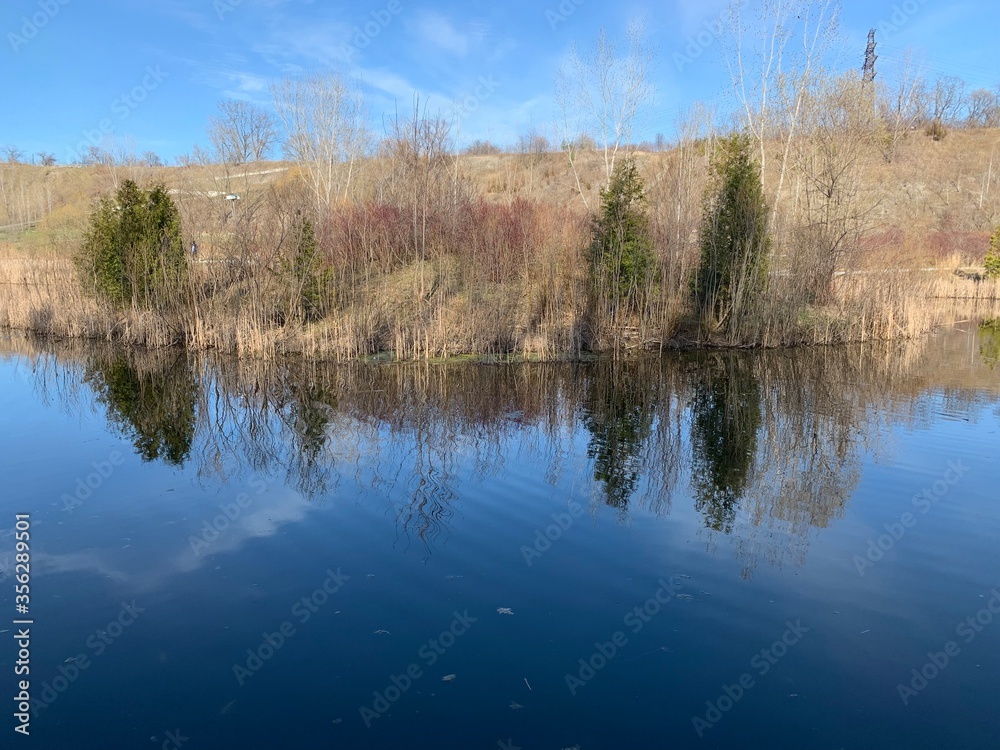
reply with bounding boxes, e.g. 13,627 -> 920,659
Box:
1,252 -> 998,360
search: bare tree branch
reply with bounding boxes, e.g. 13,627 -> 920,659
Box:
208,100 -> 278,165
271,74 -> 370,210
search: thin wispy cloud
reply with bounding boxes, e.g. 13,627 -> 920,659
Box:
220,71 -> 273,103
251,22 -> 357,69
413,11 -> 472,56
358,67 -> 432,103
181,57 -> 274,106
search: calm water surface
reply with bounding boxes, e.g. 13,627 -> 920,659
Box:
1,325 -> 998,749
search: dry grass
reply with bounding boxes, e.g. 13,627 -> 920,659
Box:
1,243 -> 993,360
2,126 -> 999,360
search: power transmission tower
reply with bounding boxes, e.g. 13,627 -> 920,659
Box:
862,29 -> 878,84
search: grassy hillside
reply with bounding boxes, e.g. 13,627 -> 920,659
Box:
2,127 -> 999,265
0,126 -> 998,360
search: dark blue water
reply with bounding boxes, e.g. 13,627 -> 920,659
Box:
1,326 -> 998,749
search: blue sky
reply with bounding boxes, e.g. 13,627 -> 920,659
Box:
2,0 -> 998,164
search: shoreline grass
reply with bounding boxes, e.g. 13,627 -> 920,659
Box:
2,251 -> 997,361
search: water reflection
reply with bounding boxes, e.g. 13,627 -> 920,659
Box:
690,353 -> 762,533
581,362 -> 658,512
982,320 -> 1000,369
84,350 -> 197,465
10,323 -> 999,576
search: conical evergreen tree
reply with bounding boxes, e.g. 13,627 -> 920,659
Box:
694,135 -> 771,332
590,156 -> 654,311
986,227 -> 1000,280
78,180 -> 186,308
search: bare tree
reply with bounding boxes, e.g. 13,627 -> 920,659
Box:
876,50 -> 925,161
464,140 -> 503,155
929,75 -> 966,125
80,136 -> 140,190
80,145 -> 103,166
380,97 -> 457,299
722,0 -> 840,222
517,129 -> 550,156
208,100 -> 278,165
791,73 -> 881,302
967,88 -> 1000,128
142,151 -> 163,167
645,101 -> 717,326
272,74 -> 370,209
515,128 -> 551,195
37,152 -> 57,166
2,146 -> 24,164
556,18 -> 654,208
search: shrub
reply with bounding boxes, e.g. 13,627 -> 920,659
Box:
985,227 -> 1000,280
77,180 -> 186,308
925,120 -> 948,141
694,134 -> 771,332
464,197 -> 537,284
464,140 -> 503,156
589,156 -> 654,309
289,218 -> 328,321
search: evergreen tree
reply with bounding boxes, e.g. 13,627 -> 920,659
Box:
290,218 -> 327,321
694,135 -> 771,332
590,156 -> 654,310
986,227 -> 1000,280
77,181 -> 186,308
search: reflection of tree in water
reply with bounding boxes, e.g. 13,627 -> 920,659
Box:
18,326 -> 996,574
281,373 -> 341,499
980,320 -> 1000,369
394,436 -> 459,553
84,352 -> 197,465
205,361 -> 553,552
202,359 -> 357,499
689,354 -> 762,533
378,365 -> 543,552
581,363 -> 657,512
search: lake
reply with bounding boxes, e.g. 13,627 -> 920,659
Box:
1,324 -> 998,749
